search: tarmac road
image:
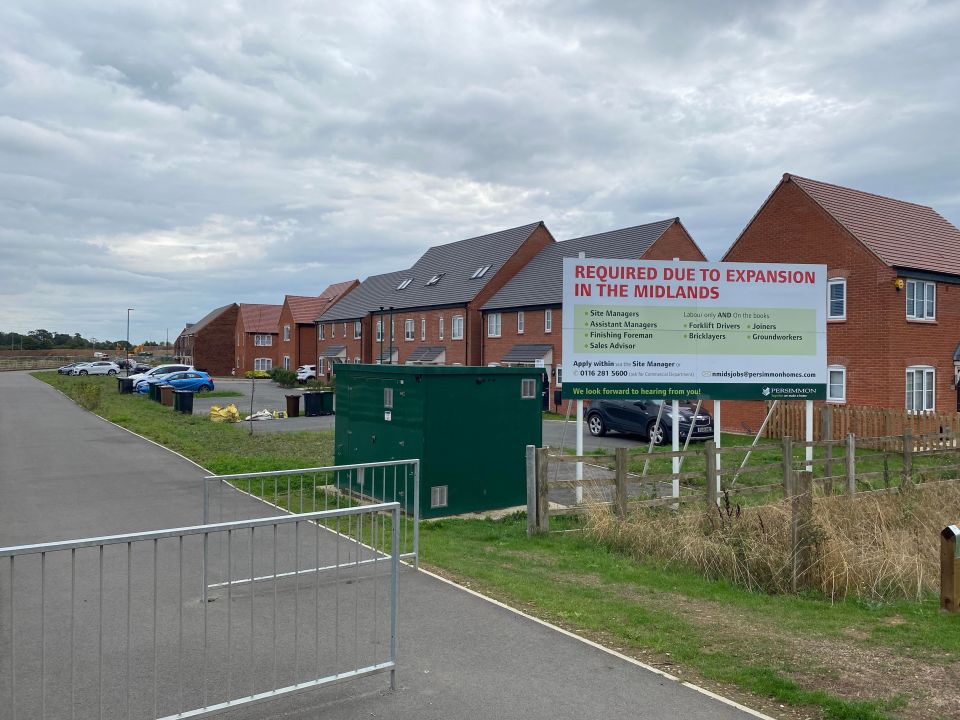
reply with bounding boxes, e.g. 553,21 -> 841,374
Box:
0,371 -> 770,720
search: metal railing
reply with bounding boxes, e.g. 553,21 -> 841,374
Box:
0,503 -> 400,720
203,459 -> 420,570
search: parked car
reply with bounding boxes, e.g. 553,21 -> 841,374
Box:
70,361 -> 121,376
296,364 -> 317,382
128,363 -> 192,385
57,362 -> 87,374
136,370 -> 215,394
586,399 -> 713,444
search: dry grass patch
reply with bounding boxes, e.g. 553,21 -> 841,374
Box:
587,482 -> 960,602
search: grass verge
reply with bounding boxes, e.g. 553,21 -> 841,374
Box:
36,371 -> 960,719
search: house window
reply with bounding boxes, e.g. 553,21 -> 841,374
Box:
343,323 -> 347,337
906,366 -> 935,412
544,309 -> 552,333
430,485 -> 448,509
827,279 -> 846,320
354,321 -> 362,339
556,366 -> 563,385
376,320 -> 383,342
906,280 -> 936,320
471,265 -> 491,279
517,311 -> 525,334
254,334 -> 272,346
426,273 -> 444,286
254,357 -> 272,371
827,365 -> 846,403
487,313 -> 501,338
421,318 -> 426,341
521,378 -> 536,399
330,323 -> 335,338
283,325 -> 291,341
397,278 -> 412,290
317,357 -> 325,375
439,316 -> 444,340
452,315 -> 464,340
354,357 -> 360,364
319,324 -> 325,340
405,319 -> 415,341
283,355 -> 290,370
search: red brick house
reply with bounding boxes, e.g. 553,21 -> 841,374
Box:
234,303 -> 282,374
173,303 -> 238,376
317,221 -> 555,375
481,219 -> 705,412
721,173 -> 960,432
277,280 -> 359,370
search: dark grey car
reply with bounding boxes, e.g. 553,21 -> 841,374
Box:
585,399 -> 713,444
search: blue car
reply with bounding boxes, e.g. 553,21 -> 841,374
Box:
136,370 -> 215,394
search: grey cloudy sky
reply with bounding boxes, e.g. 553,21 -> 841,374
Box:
1,0 -> 958,342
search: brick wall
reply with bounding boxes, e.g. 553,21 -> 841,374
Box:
234,314 -> 279,375
642,221 -> 707,261
192,305 -> 238,376
721,179 -> 960,433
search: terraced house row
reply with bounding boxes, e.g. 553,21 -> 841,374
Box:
175,172 -> 960,427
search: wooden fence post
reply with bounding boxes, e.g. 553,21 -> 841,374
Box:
942,524 -> 960,613
902,430 -> 914,490
782,435 -> 793,496
822,405 -> 834,494
526,445 -> 536,537
536,447 -> 549,533
705,441 -> 718,509
790,470 -> 814,593
846,433 -> 856,497
615,447 -> 628,518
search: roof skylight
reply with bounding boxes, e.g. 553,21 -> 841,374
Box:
426,273 -> 444,286
397,278 -> 413,290
471,265 -> 492,279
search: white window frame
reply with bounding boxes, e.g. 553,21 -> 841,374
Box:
906,279 -> 936,320
421,318 -> 426,341
521,378 -> 536,399
253,357 -> 272,372
254,334 -> 272,346
404,319 -> 414,341
319,324 -> 325,340
827,365 -> 846,403
905,365 -> 935,412
330,323 -> 335,338
452,315 -> 464,340
439,316 -> 444,340
827,278 -> 846,320
283,355 -> 290,370
487,313 -> 501,338
354,321 -> 362,339
376,319 -> 383,343
544,308 -> 552,333
283,325 -> 291,341
517,311 -> 525,334
317,357 -> 325,375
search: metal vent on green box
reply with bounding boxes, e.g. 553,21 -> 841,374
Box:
334,364 -> 543,518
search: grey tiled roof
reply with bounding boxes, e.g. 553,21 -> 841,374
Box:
407,346 -> 446,362
319,221 -> 545,320
319,269 -> 411,322
482,219 -> 678,311
319,345 -> 347,357
500,344 -> 554,363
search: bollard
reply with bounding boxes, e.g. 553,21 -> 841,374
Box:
941,524 -> 960,613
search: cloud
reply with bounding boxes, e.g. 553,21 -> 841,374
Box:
0,0 -> 957,341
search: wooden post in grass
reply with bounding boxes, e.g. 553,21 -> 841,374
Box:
526,445 -> 536,537
704,441 -> 718,509
846,433 -> 856,497
536,447 -> 550,533
614,447 -> 628,518
781,436 -> 793,496
902,430 -> 914,490
822,405 -> 834,494
941,525 -> 960,612
790,470 -> 813,593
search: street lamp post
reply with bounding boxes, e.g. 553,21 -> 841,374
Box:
126,308 -> 133,376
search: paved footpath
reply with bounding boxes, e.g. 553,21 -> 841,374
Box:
0,371 -> 769,720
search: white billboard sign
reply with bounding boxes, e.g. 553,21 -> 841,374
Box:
561,258 -> 827,400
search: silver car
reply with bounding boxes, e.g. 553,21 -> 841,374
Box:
70,361 -> 121,376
